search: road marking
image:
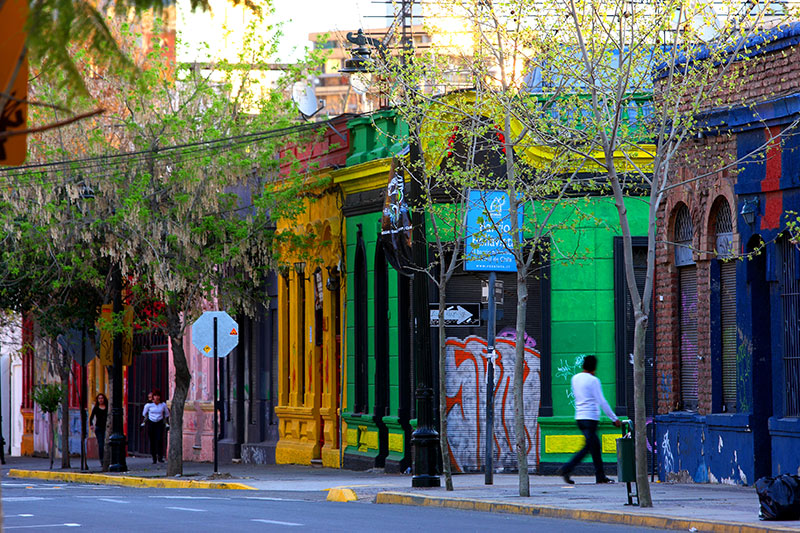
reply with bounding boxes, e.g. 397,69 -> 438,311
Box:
251,519 -> 303,526
166,506 -> 207,512
5,524 -> 80,529
244,496 -> 304,502
98,498 -> 129,504
3,497 -> 50,502
150,495 -> 228,500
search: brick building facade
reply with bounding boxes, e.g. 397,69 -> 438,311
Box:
655,23 -> 800,484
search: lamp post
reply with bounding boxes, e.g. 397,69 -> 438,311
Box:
342,25 -> 441,488
78,181 -> 126,472
108,266 -> 127,472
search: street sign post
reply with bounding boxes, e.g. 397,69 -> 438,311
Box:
191,311 -> 239,474
429,303 -> 481,327
465,190 -> 523,484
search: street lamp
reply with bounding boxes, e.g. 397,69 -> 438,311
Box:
81,181 -> 127,472
342,29 -> 441,488
740,197 -> 759,226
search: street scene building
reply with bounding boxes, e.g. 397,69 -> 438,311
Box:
2,0 -> 800,530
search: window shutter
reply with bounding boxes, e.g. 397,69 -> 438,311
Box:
679,266 -> 699,410
720,261 -> 737,412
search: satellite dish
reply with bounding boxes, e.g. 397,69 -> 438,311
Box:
292,80 -> 323,118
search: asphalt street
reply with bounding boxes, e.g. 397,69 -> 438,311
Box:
2,480 -> 668,532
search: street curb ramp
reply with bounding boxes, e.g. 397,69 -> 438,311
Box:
375,491 -> 800,533
7,469 -> 256,490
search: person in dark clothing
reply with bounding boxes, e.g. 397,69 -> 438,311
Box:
559,355 -> 622,484
143,389 -> 169,464
89,393 -> 108,464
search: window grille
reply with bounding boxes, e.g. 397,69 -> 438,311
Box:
780,235 -> 800,417
675,204 -> 695,266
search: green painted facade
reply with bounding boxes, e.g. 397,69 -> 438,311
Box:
342,212 -> 411,471
539,196 -> 649,466
346,110 -> 409,166
336,105 -> 653,473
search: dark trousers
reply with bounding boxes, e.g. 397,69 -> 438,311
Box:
95,429 -> 105,463
562,419 -> 607,481
148,419 -> 165,462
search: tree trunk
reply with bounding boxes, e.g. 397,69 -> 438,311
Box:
60,366 -> 71,469
438,288 -> 454,491
168,332 -> 191,477
48,411 -> 55,470
633,312 -> 653,507
514,273 -> 529,496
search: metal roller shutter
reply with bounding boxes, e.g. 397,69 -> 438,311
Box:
720,261 -> 737,412
679,266 -> 699,410
439,259 -> 545,473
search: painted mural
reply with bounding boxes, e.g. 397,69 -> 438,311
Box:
445,335 -> 541,473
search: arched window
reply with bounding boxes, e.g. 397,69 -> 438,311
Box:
374,243 -> 390,418
354,227 -> 369,414
715,200 -> 736,412
675,204 -> 698,410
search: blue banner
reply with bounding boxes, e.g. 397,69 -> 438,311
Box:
465,190 -> 523,272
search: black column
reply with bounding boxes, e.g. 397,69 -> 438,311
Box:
409,137 -> 440,488
109,267 -> 128,472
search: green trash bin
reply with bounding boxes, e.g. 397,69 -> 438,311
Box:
616,420 -> 636,483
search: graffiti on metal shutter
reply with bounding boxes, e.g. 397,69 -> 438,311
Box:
445,335 -> 541,473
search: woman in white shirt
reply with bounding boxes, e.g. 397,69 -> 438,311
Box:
142,389 -> 169,464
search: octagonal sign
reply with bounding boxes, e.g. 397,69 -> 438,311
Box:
191,311 -> 239,358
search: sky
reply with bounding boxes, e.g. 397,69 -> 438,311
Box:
271,0 -> 390,62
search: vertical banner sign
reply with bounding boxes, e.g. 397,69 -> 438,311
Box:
379,158 -> 414,274
0,0 -> 29,165
465,190 -> 523,272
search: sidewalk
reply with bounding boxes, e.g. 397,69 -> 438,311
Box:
3,455 -> 800,532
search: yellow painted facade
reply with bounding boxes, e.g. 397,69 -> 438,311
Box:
274,181 -> 346,468
544,434 -> 619,455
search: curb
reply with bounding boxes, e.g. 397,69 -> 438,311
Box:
7,469 -> 256,491
375,492 -> 800,533
326,487 -> 358,502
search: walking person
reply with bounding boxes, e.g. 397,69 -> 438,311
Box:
560,355 -> 621,484
143,389 -> 169,464
140,391 -> 153,430
89,393 -> 108,464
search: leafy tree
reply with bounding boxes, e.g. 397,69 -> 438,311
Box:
462,0 -> 798,507
31,383 -> 64,469
1,10 -> 323,476
372,12 -> 595,494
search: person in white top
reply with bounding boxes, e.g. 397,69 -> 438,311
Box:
559,355 -> 622,484
142,390 -> 169,464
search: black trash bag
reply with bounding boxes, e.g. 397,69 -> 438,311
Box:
755,474 -> 800,521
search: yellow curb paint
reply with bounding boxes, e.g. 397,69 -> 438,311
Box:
375,492 -> 799,533
326,487 -> 358,502
8,469 -> 256,491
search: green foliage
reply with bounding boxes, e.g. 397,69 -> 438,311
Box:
31,383 -> 64,414
24,0 -> 267,101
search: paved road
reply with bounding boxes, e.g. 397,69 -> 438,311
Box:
2,481 -> 667,532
